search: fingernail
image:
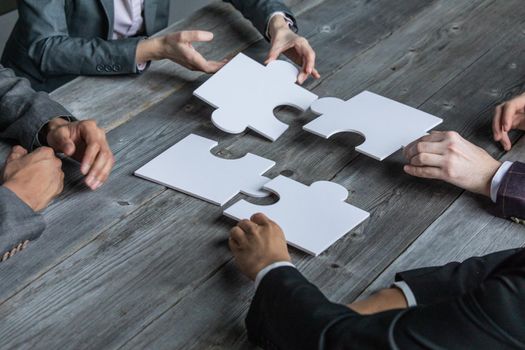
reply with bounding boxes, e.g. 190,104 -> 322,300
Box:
81,164 -> 90,175
94,181 -> 102,190
86,176 -> 95,186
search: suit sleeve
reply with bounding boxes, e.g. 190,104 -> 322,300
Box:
248,250 -> 525,350
18,0 -> 142,77
0,65 -> 71,150
224,0 -> 297,38
496,161 -> 525,221
0,187 -> 45,256
246,266 -> 400,350
394,248 -> 520,306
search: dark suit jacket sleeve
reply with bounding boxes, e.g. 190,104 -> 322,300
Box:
0,65 -> 71,150
18,0 -> 142,77
248,250 -> 525,349
496,161 -> 525,221
0,187 -> 45,256
394,248 -> 520,306
224,0 -> 297,38
246,266 -> 400,350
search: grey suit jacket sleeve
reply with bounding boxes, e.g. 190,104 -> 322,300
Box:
0,187 -> 45,256
0,65 -> 71,150
224,0 -> 296,38
18,0 -> 142,77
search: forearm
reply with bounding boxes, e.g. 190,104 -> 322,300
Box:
30,36 -> 142,76
0,66 -> 71,150
348,288 -> 408,315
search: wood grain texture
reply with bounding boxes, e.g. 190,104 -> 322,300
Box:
0,0 -> 524,349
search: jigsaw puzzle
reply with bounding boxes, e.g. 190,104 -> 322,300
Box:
194,53 -> 318,141
224,175 -> 369,256
303,91 -> 443,160
134,134 -> 275,206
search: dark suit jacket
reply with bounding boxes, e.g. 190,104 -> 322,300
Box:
0,65 -> 71,256
1,0 -> 295,92
247,248 -> 525,349
497,161 -> 525,222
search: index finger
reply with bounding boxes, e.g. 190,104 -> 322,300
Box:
492,104 -> 503,141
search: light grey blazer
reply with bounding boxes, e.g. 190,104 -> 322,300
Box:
1,0 -> 295,92
0,65 -> 71,256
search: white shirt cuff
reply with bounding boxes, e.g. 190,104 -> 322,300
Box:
265,11 -> 295,39
392,281 -> 417,307
490,161 -> 514,203
254,261 -> 296,289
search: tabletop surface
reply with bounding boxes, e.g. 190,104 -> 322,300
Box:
1,0 -> 525,349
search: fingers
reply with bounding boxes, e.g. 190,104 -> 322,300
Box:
493,104 -> 503,142
501,102 -> 517,133
404,140 -> 445,160
500,131 -> 512,151
250,213 -> 271,226
229,226 -> 246,249
84,148 -> 114,190
265,47 -> 283,64
408,153 -> 443,167
47,125 -> 76,156
297,43 -> 316,85
188,51 -> 226,74
403,165 -> 442,179
238,219 -> 258,234
7,145 -> 28,162
178,30 -> 214,43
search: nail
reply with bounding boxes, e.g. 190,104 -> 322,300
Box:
86,176 -> 95,186
81,163 -> 91,175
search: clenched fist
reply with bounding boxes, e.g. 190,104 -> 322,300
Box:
2,146 -> 64,212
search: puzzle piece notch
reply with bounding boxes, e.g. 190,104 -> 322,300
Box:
304,91 -> 443,161
194,53 -> 319,141
224,175 -> 370,256
134,134 -> 275,206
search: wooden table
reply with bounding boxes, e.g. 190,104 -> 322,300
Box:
1,1 -> 524,348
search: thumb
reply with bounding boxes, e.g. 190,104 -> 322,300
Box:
49,126 -> 76,156
265,48 -> 281,65
7,145 -> 28,162
179,30 -> 214,43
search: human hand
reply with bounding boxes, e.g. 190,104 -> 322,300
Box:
493,93 -> 525,151
403,131 -> 501,197
229,213 -> 291,281
2,146 -> 64,212
137,31 -> 227,74
45,118 -> 114,190
265,15 -> 320,84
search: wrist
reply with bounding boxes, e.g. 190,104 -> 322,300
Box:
268,15 -> 290,39
136,37 -> 164,63
481,159 -> 502,197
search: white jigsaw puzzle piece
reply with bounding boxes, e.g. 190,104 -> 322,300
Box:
303,91 -> 443,160
224,175 -> 369,256
134,134 -> 275,206
194,53 -> 318,141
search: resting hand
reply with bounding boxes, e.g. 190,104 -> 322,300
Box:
137,31 -> 227,74
229,213 -> 291,280
403,131 -> 501,197
46,118 -> 114,190
265,15 -> 320,84
493,93 -> 525,151
2,146 -> 64,212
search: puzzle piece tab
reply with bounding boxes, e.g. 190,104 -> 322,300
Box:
134,134 -> 275,206
194,53 -> 318,141
303,91 -> 443,160
224,176 -> 369,256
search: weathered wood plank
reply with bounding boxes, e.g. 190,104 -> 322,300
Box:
0,0 -> 438,307
118,3 -> 525,349
1,1 -> 522,349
